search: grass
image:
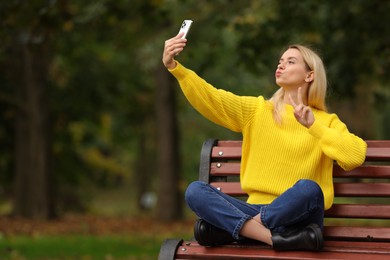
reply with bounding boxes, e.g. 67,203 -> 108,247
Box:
0,232 -> 188,260
0,181 -> 196,260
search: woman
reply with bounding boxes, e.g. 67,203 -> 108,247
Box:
162,33 -> 367,251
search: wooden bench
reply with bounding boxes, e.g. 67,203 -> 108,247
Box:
159,139 -> 390,260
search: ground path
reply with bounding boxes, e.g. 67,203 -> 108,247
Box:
0,215 -> 194,237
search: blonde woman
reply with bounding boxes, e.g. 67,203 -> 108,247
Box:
162,33 -> 367,251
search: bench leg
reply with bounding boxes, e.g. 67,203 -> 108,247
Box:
158,239 -> 183,260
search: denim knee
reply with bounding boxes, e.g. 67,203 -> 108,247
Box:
294,179 -> 324,214
295,179 -> 323,202
185,181 -> 206,210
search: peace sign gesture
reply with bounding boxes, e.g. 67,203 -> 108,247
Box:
288,87 -> 315,128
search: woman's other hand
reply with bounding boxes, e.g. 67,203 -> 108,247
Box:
289,87 -> 315,128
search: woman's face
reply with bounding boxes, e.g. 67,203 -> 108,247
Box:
275,48 -> 311,89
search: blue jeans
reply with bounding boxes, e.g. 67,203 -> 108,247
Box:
185,179 -> 324,240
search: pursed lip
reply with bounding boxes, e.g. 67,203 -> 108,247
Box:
275,70 -> 282,77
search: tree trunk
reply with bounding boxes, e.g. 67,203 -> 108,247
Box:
10,33 -> 53,219
155,64 -> 182,221
135,120 -> 156,211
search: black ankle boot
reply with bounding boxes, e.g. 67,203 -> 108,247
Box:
271,224 -> 323,251
194,219 -> 235,246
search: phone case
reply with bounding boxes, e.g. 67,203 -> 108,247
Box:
178,20 -> 193,39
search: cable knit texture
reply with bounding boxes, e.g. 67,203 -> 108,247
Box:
169,61 -> 367,210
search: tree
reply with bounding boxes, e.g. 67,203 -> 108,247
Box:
135,1 -> 184,221
0,1 -> 63,219
0,0 -> 388,221
155,64 -> 182,220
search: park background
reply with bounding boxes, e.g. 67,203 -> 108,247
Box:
0,0 -> 389,259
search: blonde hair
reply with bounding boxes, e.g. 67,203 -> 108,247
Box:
271,44 -> 328,124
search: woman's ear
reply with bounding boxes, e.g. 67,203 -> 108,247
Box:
305,71 -> 314,83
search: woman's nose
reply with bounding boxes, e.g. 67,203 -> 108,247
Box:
279,60 -> 287,68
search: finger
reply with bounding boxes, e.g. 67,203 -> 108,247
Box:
176,32 -> 185,38
165,38 -> 186,51
296,104 -> 304,118
302,106 -> 312,119
171,46 -> 185,56
166,34 -> 187,45
173,48 -> 184,56
288,94 -> 298,108
165,42 -> 185,57
297,87 -> 304,105
302,106 -> 310,114
300,107 -> 311,127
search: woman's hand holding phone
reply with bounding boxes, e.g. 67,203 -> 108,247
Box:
162,20 -> 192,69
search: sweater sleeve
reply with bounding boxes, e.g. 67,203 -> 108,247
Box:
308,113 -> 367,171
169,61 -> 259,132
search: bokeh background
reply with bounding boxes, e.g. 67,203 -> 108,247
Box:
0,0 -> 389,259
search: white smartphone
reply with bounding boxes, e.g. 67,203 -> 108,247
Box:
178,20 -> 193,39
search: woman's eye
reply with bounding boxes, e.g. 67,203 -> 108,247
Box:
288,61 -> 295,64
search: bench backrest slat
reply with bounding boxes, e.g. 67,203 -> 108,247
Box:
334,183 -> 390,197
333,165 -> 390,178
211,163 -> 390,178
210,182 -> 390,198
325,204 -> 390,219
210,140 -> 390,161
200,139 -> 390,242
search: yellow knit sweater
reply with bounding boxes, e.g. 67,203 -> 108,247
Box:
169,62 -> 367,210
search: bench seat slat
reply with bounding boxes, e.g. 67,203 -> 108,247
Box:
175,241 -> 390,259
